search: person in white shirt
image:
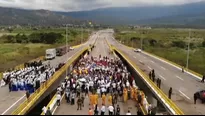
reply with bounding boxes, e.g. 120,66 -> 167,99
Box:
42,106 -> 47,114
56,93 -> 61,106
101,104 -> 106,115
126,110 -> 131,115
108,105 -> 114,115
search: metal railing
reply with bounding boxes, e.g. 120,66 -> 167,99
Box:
113,46 -> 184,115
11,47 -> 89,115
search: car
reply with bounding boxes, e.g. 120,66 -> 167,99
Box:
194,90 -> 205,103
134,48 -> 142,53
69,47 -> 74,50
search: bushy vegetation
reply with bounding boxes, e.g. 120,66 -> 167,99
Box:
115,28 -> 205,74
0,27 -> 90,71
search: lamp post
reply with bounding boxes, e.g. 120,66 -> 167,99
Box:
66,24 -> 68,76
186,29 -> 191,69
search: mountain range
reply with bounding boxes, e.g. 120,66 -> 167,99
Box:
1,1 -> 205,27
0,7 -> 82,26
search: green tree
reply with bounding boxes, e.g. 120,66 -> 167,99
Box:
172,40 -> 186,48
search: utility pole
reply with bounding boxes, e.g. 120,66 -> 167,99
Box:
132,39 -> 133,48
66,24 -> 68,76
186,29 -> 191,69
81,26 -> 83,44
140,33 -> 143,50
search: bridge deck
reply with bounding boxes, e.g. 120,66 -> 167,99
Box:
106,30 -> 205,115
0,34 -> 96,115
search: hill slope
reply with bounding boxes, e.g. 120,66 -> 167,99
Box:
0,7 -> 81,26
59,1 -> 205,26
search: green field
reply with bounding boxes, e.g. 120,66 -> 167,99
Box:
0,27 -> 90,72
115,28 -> 205,75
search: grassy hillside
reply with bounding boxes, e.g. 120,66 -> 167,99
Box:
115,28 -> 205,74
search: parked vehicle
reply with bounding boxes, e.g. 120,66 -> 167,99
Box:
56,46 -> 68,56
45,49 -> 56,60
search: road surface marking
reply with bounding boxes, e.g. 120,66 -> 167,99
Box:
142,51 -> 202,81
133,56 -> 137,59
176,76 -> 184,81
151,60 -> 155,63
161,66 -> 166,70
139,60 -> 143,63
17,47 -> 84,115
148,66 -> 152,70
159,75 -> 166,80
143,56 -> 146,59
52,94 -> 65,115
1,95 -> 26,115
179,90 -> 191,100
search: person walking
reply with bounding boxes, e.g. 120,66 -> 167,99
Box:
71,92 -> 75,105
56,92 -> 61,106
149,72 -> 152,80
194,92 -> 198,104
201,75 -> 205,83
168,87 -> 172,99
101,104 -> 106,115
158,79 -> 161,89
26,90 -> 30,101
45,107 -> 52,115
77,97 -> 82,110
115,105 -> 120,115
156,78 -> 159,87
94,104 -> 99,115
108,105 -> 114,115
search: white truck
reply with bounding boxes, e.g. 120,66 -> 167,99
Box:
45,49 -> 56,60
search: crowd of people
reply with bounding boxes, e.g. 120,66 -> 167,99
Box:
51,55 -> 155,115
0,60 -> 61,94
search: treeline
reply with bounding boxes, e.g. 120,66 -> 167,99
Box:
1,32 -> 63,44
121,36 -> 205,49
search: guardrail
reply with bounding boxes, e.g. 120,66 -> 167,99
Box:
11,47 -> 89,115
115,38 -> 203,79
112,46 -> 184,115
105,39 -> 148,115
41,94 -> 57,115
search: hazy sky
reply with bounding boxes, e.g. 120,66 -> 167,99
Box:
0,0 -> 204,11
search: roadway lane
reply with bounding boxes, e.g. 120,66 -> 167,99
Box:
104,29 -> 205,115
54,32 -> 138,115
0,33 -> 97,115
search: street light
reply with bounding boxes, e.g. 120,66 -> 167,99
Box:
186,29 -> 191,69
65,24 -> 68,77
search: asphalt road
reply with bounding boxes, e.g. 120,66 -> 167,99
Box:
102,29 -> 205,115
54,32 -> 138,115
0,32 -> 97,115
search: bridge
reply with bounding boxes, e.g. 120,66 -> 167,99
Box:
0,30 -> 204,115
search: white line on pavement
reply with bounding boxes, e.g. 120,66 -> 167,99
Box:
176,75 -> 184,81
1,95 -> 26,115
151,60 -> 155,63
161,66 -> 166,70
139,60 -> 143,63
134,56 -> 137,59
148,66 -> 152,70
179,90 -> 191,100
159,75 -> 166,80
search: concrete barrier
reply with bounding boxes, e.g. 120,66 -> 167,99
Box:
11,47 -> 89,115
112,47 -> 184,115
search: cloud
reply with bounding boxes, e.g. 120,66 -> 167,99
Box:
0,0 -> 204,11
